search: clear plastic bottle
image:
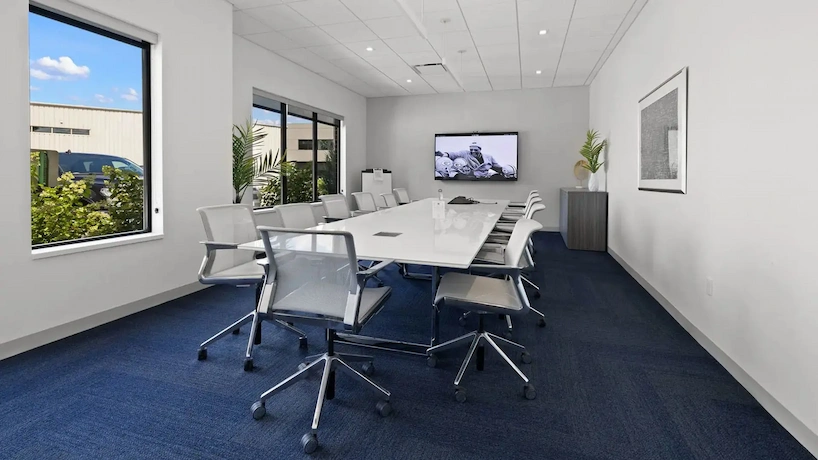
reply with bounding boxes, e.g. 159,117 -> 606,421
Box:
438,188 -> 444,201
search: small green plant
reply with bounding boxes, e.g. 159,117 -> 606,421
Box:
232,120 -> 283,204
102,165 -> 144,233
579,130 -> 607,173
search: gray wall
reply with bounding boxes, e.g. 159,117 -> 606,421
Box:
366,87 -> 589,229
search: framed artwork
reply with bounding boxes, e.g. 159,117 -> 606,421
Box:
638,67 -> 688,193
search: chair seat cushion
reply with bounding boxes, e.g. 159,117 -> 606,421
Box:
274,283 -> 391,326
473,247 -> 505,264
435,273 -> 524,314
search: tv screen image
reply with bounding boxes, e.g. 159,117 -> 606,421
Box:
434,132 -> 518,181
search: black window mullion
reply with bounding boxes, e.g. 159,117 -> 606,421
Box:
142,45 -> 152,233
281,102 -> 287,204
312,112 -> 318,201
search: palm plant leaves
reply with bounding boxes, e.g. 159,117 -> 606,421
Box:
232,120 -> 288,203
579,129 -> 607,173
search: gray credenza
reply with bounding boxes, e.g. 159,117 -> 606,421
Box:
559,188 -> 608,251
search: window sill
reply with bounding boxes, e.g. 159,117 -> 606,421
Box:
31,232 -> 164,260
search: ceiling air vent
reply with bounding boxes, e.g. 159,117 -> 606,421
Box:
413,62 -> 450,77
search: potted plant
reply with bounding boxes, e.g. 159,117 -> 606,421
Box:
579,130 -> 607,192
232,120 -> 285,204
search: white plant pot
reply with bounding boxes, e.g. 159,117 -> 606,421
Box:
588,172 -> 600,192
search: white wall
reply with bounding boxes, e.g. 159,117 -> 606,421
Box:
233,36 -> 367,196
0,0 -> 233,353
366,88 -> 589,229
590,0 -> 818,449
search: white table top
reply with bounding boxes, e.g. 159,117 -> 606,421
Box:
240,198 -> 509,269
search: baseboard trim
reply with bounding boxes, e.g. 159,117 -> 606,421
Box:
608,247 -> 818,458
0,282 -> 208,362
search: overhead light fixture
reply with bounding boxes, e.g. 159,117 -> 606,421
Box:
406,79 -> 412,83
535,70 -> 542,75
365,46 -> 374,51
538,29 -> 547,35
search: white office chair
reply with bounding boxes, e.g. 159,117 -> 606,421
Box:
380,193 -> 399,208
276,203 -> 318,229
507,190 -> 539,209
195,204 -> 307,372
393,188 -> 412,205
319,194 -> 369,222
426,219 -> 542,403
351,192 -> 381,213
499,196 -> 542,222
250,227 -> 395,454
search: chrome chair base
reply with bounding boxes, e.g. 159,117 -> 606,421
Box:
197,310 -> 307,371
251,331 -> 392,454
427,316 -> 536,402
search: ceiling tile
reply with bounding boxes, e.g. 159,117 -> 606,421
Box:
275,48 -> 341,74
471,27 -> 519,47
400,0 -> 460,15
563,35 -> 612,53
245,31 -> 300,51
233,11 -> 271,35
522,74 -> 554,88
363,53 -> 407,68
518,23 -> 565,47
428,31 -> 475,57
365,16 -> 420,39
399,51 -> 441,66
378,65 -> 419,81
330,56 -> 377,74
489,76 -> 521,90
345,39 -> 393,58
280,27 -> 337,46
289,0 -> 358,26
230,0 -> 284,10
483,59 -> 521,77
449,56 -> 486,77
423,75 -> 463,93
421,10 -> 468,34
460,75 -> 492,92
461,3 -> 517,29
572,0 -> 636,19
457,0 -> 515,5
321,21 -> 378,43
476,44 -> 518,60
307,43 -> 359,60
568,15 -> 626,37
248,5 -> 314,31
340,0 -> 405,20
383,36 -> 434,54
403,80 -> 437,95
553,71 -> 590,87
516,0 -> 574,26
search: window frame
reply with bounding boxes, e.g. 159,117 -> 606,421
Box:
29,4 -> 153,250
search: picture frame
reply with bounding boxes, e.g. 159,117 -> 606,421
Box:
638,67 -> 688,193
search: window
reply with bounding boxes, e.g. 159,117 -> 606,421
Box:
252,96 -> 341,207
29,6 -> 151,248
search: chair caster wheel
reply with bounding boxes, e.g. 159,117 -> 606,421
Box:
426,354 -> 437,368
251,401 -> 266,420
243,358 -> 254,372
376,400 -> 392,417
361,362 -> 375,376
520,351 -> 532,364
301,433 -> 318,454
537,318 -> 546,328
503,330 -> 513,340
533,291 -> 541,299
458,315 -> 467,327
197,348 -> 207,361
454,386 -> 467,403
523,384 -> 537,400
232,328 -> 241,335
299,337 -> 308,349
377,282 -> 385,287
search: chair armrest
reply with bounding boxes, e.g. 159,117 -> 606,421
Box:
351,210 -> 371,217
324,216 -> 345,223
200,241 -> 238,250
468,263 -> 521,275
358,259 -> 395,278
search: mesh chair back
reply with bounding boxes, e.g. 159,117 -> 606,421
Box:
526,203 -> 546,219
320,194 -> 352,219
393,188 -> 410,204
504,219 -> 542,267
352,192 -> 378,212
254,208 -> 284,227
257,227 -> 362,327
197,204 -> 257,277
277,203 -> 318,229
380,193 -> 398,208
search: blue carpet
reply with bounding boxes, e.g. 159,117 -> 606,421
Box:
0,233 -> 812,459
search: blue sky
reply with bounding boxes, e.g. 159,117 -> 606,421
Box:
29,12 -> 143,111
252,106 -> 312,126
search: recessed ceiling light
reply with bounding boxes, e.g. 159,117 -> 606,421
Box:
535,70 -> 542,75
538,29 -> 547,35
406,79 -> 412,83
365,46 -> 374,51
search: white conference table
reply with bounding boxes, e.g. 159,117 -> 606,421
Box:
240,197 -> 509,355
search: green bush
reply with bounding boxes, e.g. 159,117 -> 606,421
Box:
30,154 -> 145,246
258,162 -> 328,207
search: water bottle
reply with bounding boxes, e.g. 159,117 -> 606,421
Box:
438,188 -> 444,201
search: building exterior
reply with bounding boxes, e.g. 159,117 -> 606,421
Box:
254,122 -> 336,163
30,102 -> 144,166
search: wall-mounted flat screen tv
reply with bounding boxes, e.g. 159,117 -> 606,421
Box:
434,132 -> 518,181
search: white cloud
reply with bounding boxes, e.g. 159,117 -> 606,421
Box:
30,86 -> 40,91
30,56 -> 90,80
121,88 -> 139,101
95,94 -> 113,103
254,119 -> 280,126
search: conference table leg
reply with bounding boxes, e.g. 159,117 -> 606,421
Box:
334,265 -> 441,356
